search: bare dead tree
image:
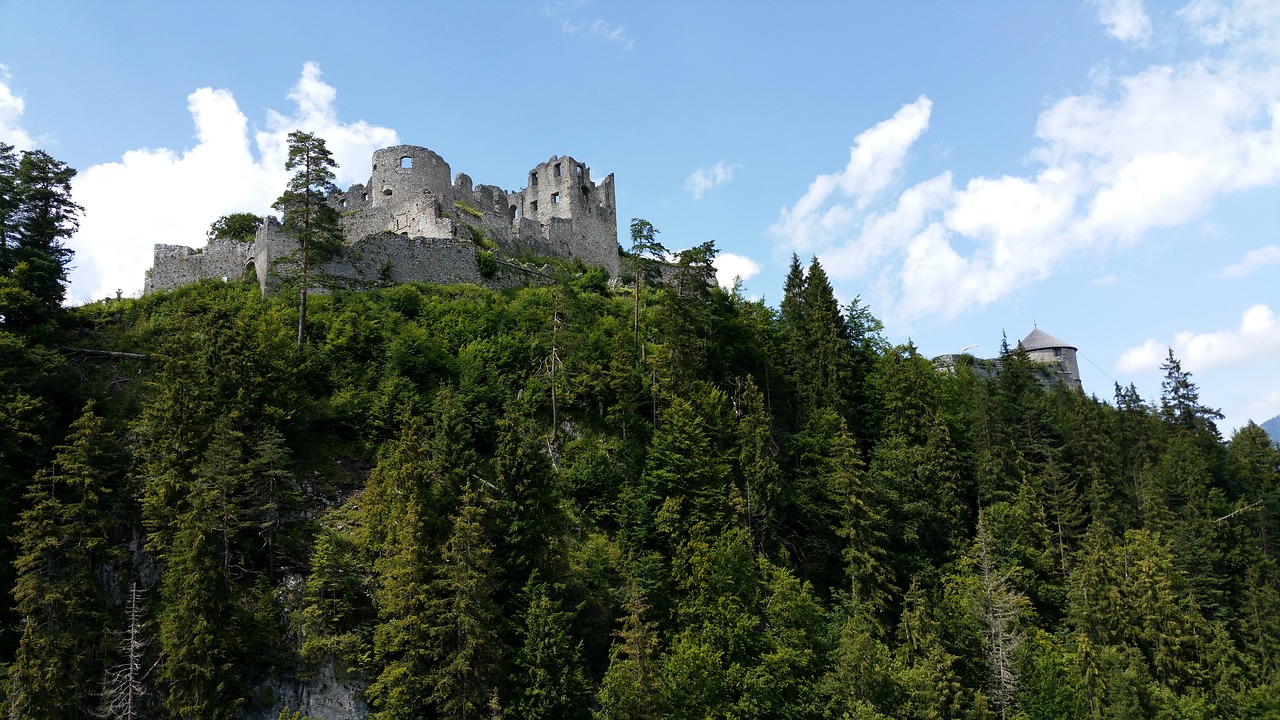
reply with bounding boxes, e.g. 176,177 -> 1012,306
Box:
98,582 -> 152,720
973,514 -> 1026,719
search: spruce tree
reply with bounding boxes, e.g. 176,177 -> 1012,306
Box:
8,405 -> 119,719
511,578 -> 592,720
0,147 -> 81,332
426,484 -> 503,720
595,579 -> 663,720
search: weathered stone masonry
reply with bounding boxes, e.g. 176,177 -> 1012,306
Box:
143,145 -> 618,294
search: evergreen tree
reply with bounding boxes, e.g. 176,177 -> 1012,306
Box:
1159,350 -> 1224,438
627,218 -> 666,349
427,484 -> 503,719
510,577 -> 591,720
272,130 -> 343,347
156,474 -> 242,720
737,560 -> 825,720
0,147 -> 81,332
8,405 -> 119,720
595,579 -> 663,720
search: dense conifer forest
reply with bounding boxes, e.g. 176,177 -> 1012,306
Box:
2,142 -> 1280,718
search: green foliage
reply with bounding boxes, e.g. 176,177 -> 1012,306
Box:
454,199 -> 484,219
272,130 -> 344,347
207,212 -> 263,243
0,144 -> 81,333
0,233 -> 1268,718
8,405 -> 120,719
477,249 -> 498,278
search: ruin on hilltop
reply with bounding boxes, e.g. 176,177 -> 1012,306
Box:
144,145 -> 618,294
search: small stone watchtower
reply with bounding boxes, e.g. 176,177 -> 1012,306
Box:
1018,327 -> 1082,390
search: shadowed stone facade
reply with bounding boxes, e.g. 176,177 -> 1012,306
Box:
144,145 -> 618,294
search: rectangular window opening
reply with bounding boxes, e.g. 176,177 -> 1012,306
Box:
551,192 -> 560,204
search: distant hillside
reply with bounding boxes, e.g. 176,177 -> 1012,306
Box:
1262,413 -> 1280,443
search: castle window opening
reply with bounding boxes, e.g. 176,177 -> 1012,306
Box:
552,192 -> 560,204
576,164 -> 583,176
340,198 -> 347,208
531,200 -> 538,213
401,156 -> 413,169
362,192 -> 368,201
510,205 -> 518,220
531,171 -> 538,186
1053,348 -> 1062,357
373,163 -> 377,171
580,185 -> 589,198
555,163 -> 562,177
383,188 -> 393,196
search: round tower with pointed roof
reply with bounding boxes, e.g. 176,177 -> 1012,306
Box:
1018,327 -> 1082,390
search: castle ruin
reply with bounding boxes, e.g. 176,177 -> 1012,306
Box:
144,145 -> 619,294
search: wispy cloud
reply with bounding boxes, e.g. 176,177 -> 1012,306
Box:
1216,243 -> 1280,277
68,62 -> 397,302
0,66 -> 36,151
1091,0 -> 1153,45
770,96 -> 931,256
685,161 -> 738,199
771,7 -> 1280,324
544,1 -> 633,49
1116,304 -> 1280,373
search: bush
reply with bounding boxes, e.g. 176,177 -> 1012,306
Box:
476,251 -> 498,278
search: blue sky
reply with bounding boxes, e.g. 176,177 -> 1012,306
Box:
2,0 -> 1278,432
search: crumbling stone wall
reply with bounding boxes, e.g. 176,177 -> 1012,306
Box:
144,239 -> 255,293
146,144 -> 618,295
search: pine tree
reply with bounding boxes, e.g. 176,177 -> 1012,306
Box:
8,405 -> 119,719
272,131 -> 343,347
628,218 -> 666,349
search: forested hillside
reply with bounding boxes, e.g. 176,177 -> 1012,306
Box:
3,143 -> 1280,719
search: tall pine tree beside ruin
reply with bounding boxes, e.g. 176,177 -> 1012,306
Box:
272,131 -> 343,348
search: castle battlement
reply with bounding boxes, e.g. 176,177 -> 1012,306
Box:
144,145 -> 619,294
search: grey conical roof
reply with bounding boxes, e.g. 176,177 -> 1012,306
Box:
1020,327 -> 1075,351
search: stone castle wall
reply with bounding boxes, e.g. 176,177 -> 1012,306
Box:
145,144 -> 618,294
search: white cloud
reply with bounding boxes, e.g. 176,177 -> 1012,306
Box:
713,252 -> 762,289
772,10 -> 1280,324
685,161 -> 737,199
771,96 -> 931,255
1092,0 -> 1153,45
1180,0 -> 1280,59
68,63 -> 397,302
1243,387 -> 1280,423
0,66 -> 36,151
1216,243 -> 1280,276
1116,304 -> 1280,372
